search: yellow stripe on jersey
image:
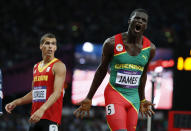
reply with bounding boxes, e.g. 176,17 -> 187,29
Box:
114,51 -> 126,56
38,58 -> 58,72
142,46 -> 150,51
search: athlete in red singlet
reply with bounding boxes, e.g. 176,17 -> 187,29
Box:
74,9 -> 155,131
5,33 -> 66,131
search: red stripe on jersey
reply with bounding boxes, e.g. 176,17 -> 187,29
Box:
114,34 -> 126,55
142,36 -> 151,49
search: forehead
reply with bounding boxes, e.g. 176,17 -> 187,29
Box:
131,12 -> 148,19
43,37 -> 56,43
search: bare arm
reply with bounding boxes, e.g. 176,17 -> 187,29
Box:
139,43 -> 156,117
5,84 -> 33,113
73,38 -> 114,118
138,43 -> 156,101
87,38 -> 114,99
29,61 -> 66,123
13,91 -> 32,106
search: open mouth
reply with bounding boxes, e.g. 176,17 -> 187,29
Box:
47,50 -> 52,53
135,24 -> 142,33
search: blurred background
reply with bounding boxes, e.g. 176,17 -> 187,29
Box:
0,0 -> 191,131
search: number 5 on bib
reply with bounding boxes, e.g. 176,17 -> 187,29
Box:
106,104 -> 115,115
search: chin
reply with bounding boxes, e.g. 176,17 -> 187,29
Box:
45,54 -> 52,58
132,31 -> 140,36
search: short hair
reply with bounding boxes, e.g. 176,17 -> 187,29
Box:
129,8 -> 149,18
40,33 -> 56,45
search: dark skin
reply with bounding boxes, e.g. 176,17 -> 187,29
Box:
74,11 -> 156,119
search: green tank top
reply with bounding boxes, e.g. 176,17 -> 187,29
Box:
109,33 -> 151,111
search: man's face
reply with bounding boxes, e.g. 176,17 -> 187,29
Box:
40,37 -> 57,57
128,12 -> 148,35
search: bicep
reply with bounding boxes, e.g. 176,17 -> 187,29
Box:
142,43 -> 156,77
53,63 -> 66,92
100,39 -> 113,67
149,43 -> 156,61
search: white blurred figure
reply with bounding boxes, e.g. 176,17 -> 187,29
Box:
0,69 -> 3,115
153,66 -> 163,108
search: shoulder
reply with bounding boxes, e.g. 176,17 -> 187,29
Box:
102,36 -> 115,56
33,61 -> 40,69
150,42 -> 156,52
149,42 -> 156,60
33,64 -> 37,68
103,36 -> 115,46
55,60 -> 66,69
53,60 -> 66,73
143,36 -> 156,51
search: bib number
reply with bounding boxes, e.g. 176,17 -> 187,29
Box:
106,104 -> 115,115
49,124 -> 58,131
115,70 -> 141,88
32,86 -> 47,102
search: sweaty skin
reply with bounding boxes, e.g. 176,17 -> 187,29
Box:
73,11 -> 155,130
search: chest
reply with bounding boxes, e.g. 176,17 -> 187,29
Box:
126,45 -> 143,56
33,66 -> 54,83
113,52 -> 148,67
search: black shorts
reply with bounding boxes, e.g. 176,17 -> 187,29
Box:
29,119 -> 59,131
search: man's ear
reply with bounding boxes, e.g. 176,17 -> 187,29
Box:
128,18 -> 131,24
55,46 -> 57,51
40,44 -> 42,50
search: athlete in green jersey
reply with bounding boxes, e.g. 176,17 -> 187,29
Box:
74,8 -> 156,131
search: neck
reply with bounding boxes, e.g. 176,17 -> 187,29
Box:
42,55 -> 55,64
126,30 -> 143,44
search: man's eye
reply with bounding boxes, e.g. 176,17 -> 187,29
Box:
45,42 -> 50,45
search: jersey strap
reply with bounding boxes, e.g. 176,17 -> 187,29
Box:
114,34 -> 126,56
142,36 -> 151,50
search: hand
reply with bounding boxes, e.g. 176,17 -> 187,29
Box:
29,108 -> 45,123
73,98 -> 92,119
5,102 -> 16,114
140,99 -> 155,118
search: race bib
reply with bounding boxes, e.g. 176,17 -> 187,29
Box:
32,86 -> 47,102
106,104 -> 115,115
49,124 -> 58,131
115,70 -> 141,88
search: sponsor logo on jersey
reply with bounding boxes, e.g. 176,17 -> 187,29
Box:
33,75 -> 48,82
115,64 -> 144,71
142,55 -> 147,61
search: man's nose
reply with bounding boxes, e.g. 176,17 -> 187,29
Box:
49,43 -> 53,48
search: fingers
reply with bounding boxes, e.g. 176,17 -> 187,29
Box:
73,107 -> 89,119
80,111 -> 86,119
147,102 -> 155,107
144,111 -> 148,117
5,104 -> 14,114
73,107 -> 82,118
148,108 -> 155,115
5,105 -> 10,113
73,98 -> 92,119
87,110 -> 90,117
29,114 -> 41,124
140,106 -> 155,118
140,111 -> 143,118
